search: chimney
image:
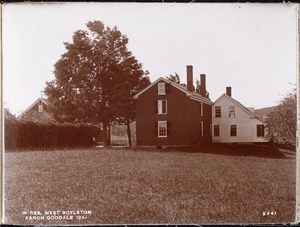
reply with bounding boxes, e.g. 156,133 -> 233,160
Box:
200,74 -> 206,97
186,65 -> 193,92
226,87 -> 232,97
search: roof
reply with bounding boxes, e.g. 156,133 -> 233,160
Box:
213,93 -> 264,122
254,106 -> 276,119
18,97 -> 48,118
133,77 -> 213,105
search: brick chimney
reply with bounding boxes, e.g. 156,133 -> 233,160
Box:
200,74 -> 206,97
226,87 -> 232,97
186,65 -> 193,92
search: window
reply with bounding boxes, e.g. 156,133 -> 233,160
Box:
157,100 -> 167,114
38,100 -> 43,113
215,106 -> 221,117
200,121 -> 204,137
158,83 -> 166,95
230,125 -> 237,136
257,125 -> 264,137
200,103 -> 203,116
214,125 -> 220,136
229,105 -> 235,117
158,121 -> 167,137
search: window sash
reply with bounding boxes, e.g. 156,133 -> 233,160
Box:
229,105 -> 235,117
158,83 -> 166,95
214,125 -> 220,136
257,125 -> 264,137
38,104 -> 43,113
215,106 -> 221,117
158,100 -> 167,114
201,121 -> 204,137
230,125 -> 237,136
200,103 -> 203,116
158,121 -> 167,137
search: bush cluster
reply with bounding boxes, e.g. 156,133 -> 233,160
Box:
5,119 -> 102,150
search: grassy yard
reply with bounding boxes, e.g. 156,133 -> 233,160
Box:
4,145 -> 296,225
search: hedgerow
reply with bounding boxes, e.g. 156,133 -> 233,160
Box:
5,120 -> 102,150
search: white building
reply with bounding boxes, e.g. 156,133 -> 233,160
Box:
212,87 -> 269,143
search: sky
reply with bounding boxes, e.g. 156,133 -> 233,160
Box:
2,3 -> 298,115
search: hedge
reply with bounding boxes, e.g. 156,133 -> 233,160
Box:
5,120 -> 102,150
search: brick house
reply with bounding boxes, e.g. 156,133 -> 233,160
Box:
133,65 -> 213,146
18,97 -> 55,123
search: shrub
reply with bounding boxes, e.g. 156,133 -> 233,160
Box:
4,120 -> 102,150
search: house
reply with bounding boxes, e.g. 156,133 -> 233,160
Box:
212,87 -> 269,143
18,97 -> 55,123
133,65 -> 213,146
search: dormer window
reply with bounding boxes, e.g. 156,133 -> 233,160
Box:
38,100 -> 43,113
158,83 -> 166,95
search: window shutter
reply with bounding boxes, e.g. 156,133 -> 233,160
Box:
165,83 -> 170,93
154,122 -> 158,137
154,101 -> 158,114
167,121 -> 170,136
162,100 -> 166,113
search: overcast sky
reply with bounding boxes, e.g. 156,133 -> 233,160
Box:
3,3 -> 298,115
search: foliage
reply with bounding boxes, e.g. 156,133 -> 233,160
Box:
45,20 -> 150,146
4,120 -> 101,150
4,108 -> 18,149
165,73 -> 180,84
266,88 -> 296,145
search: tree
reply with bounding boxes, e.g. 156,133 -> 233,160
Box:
266,88 -> 296,145
45,20 -> 150,147
165,73 -> 180,84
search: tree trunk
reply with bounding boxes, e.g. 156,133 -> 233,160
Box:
126,119 -> 132,147
102,120 -> 108,147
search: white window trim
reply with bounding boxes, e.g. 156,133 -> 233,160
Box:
38,104 -> 43,113
158,121 -> 167,138
200,103 -> 203,116
158,100 -> 167,115
158,83 -> 166,95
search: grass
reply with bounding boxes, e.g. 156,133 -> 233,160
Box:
4,145 -> 296,225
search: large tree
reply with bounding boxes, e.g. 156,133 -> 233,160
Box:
266,88 -> 296,145
45,20 -> 150,147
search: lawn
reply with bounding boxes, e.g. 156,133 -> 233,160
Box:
4,145 -> 296,225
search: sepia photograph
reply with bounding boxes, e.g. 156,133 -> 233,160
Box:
2,2 -> 298,225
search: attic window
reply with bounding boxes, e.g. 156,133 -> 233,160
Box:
229,105 -> 235,117
158,83 -> 166,95
38,100 -> 43,113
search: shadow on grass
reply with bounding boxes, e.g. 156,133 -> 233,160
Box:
162,144 -> 288,159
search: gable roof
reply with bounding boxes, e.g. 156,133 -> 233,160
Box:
19,97 -> 48,118
213,93 -> 263,121
133,77 -> 213,105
